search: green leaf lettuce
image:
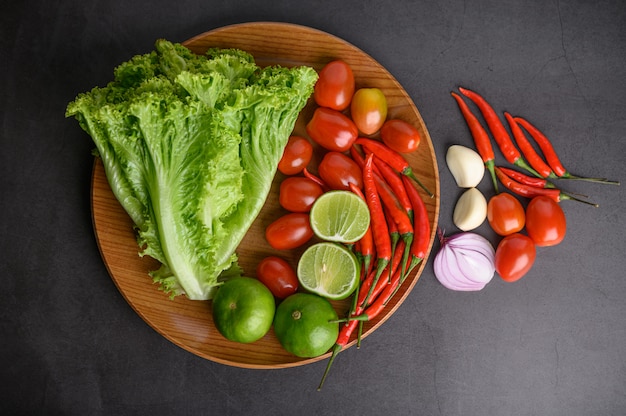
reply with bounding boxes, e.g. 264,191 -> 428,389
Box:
67,39 -> 317,300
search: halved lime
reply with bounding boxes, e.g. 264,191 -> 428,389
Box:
309,190 -> 370,243
297,242 -> 360,300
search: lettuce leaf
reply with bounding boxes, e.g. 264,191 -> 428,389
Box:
67,39 -> 317,300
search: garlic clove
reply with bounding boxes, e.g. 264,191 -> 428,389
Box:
453,187 -> 487,231
446,145 -> 485,188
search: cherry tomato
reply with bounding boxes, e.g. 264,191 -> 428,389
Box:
279,177 -> 324,212
487,192 -> 526,236
318,151 -> 363,191
278,136 -> 313,175
306,107 -> 358,152
256,256 -> 299,299
314,60 -> 355,111
265,213 -> 314,250
350,88 -> 388,135
380,119 -> 421,153
525,195 -> 566,246
495,233 -> 537,282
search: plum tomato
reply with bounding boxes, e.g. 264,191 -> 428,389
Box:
256,256 -> 299,299
487,192 -> 526,236
525,196 -> 566,246
495,233 -> 536,282
278,136 -> 313,175
265,213 -> 314,250
306,107 -> 358,152
279,177 -> 324,212
350,88 -> 388,135
380,119 -> 421,153
318,151 -> 363,191
314,60 -> 355,111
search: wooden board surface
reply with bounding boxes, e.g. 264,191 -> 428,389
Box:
91,22 -> 440,369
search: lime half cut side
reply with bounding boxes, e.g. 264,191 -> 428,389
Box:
309,190 -> 371,243
297,242 -> 360,300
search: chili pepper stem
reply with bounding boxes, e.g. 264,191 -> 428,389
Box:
485,160 -> 499,193
356,321 -> 364,348
388,256 -> 422,302
559,172 -> 620,185
561,192 -> 599,207
362,259 -> 389,307
318,343 -> 342,391
404,168 -> 434,198
514,157 -> 542,178
400,234 -> 413,279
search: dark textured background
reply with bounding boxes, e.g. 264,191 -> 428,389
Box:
2,1 -> 625,415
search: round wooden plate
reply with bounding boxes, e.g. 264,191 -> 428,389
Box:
91,22 -> 440,369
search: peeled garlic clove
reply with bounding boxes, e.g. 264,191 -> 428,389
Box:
446,145 -> 485,188
453,187 -> 487,231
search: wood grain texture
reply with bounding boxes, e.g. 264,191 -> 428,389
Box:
90,22 -> 440,369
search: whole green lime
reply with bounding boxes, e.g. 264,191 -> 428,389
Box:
273,293 -> 339,358
212,277 -> 275,344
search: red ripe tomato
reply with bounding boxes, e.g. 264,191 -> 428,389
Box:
265,213 -> 313,250
318,151 -> 363,191
306,107 -> 358,152
525,196 -> 566,246
314,60 -> 355,110
487,192 -> 526,236
380,119 -> 421,153
350,88 -> 388,135
495,233 -> 537,282
256,256 -> 299,299
279,177 -> 324,212
278,136 -> 313,175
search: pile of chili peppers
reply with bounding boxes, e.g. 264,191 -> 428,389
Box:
316,139 -> 432,390
451,87 -> 619,204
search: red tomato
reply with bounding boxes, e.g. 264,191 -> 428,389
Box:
265,213 -> 313,250
380,119 -> 421,153
306,107 -> 358,152
487,192 -> 526,236
314,60 -> 355,110
318,151 -> 363,191
525,196 -> 566,246
495,233 -> 537,282
256,256 -> 299,299
279,177 -> 324,212
350,88 -> 388,135
278,136 -> 313,175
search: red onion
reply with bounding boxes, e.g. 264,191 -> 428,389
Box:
433,230 -> 495,291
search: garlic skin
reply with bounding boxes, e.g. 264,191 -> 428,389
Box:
446,145 -> 484,188
453,187 -> 487,231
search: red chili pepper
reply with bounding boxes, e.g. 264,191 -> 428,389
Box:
495,167 -> 598,207
504,112 -> 555,179
400,175 -> 431,287
302,167 -> 329,191
374,173 -> 413,279
318,319 -> 358,390
357,240 -> 405,308
514,116 -> 619,185
351,265 -> 403,322
458,87 -> 542,179
497,166 -> 556,189
450,92 -> 498,193
362,154 -> 391,303
384,208 -> 400,282
373,155 -> 413,220
319,239 -> 404,390
513,116 -> 567,176
355,138 -> 433,197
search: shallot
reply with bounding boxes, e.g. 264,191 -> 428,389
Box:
433,230 -> 495,291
